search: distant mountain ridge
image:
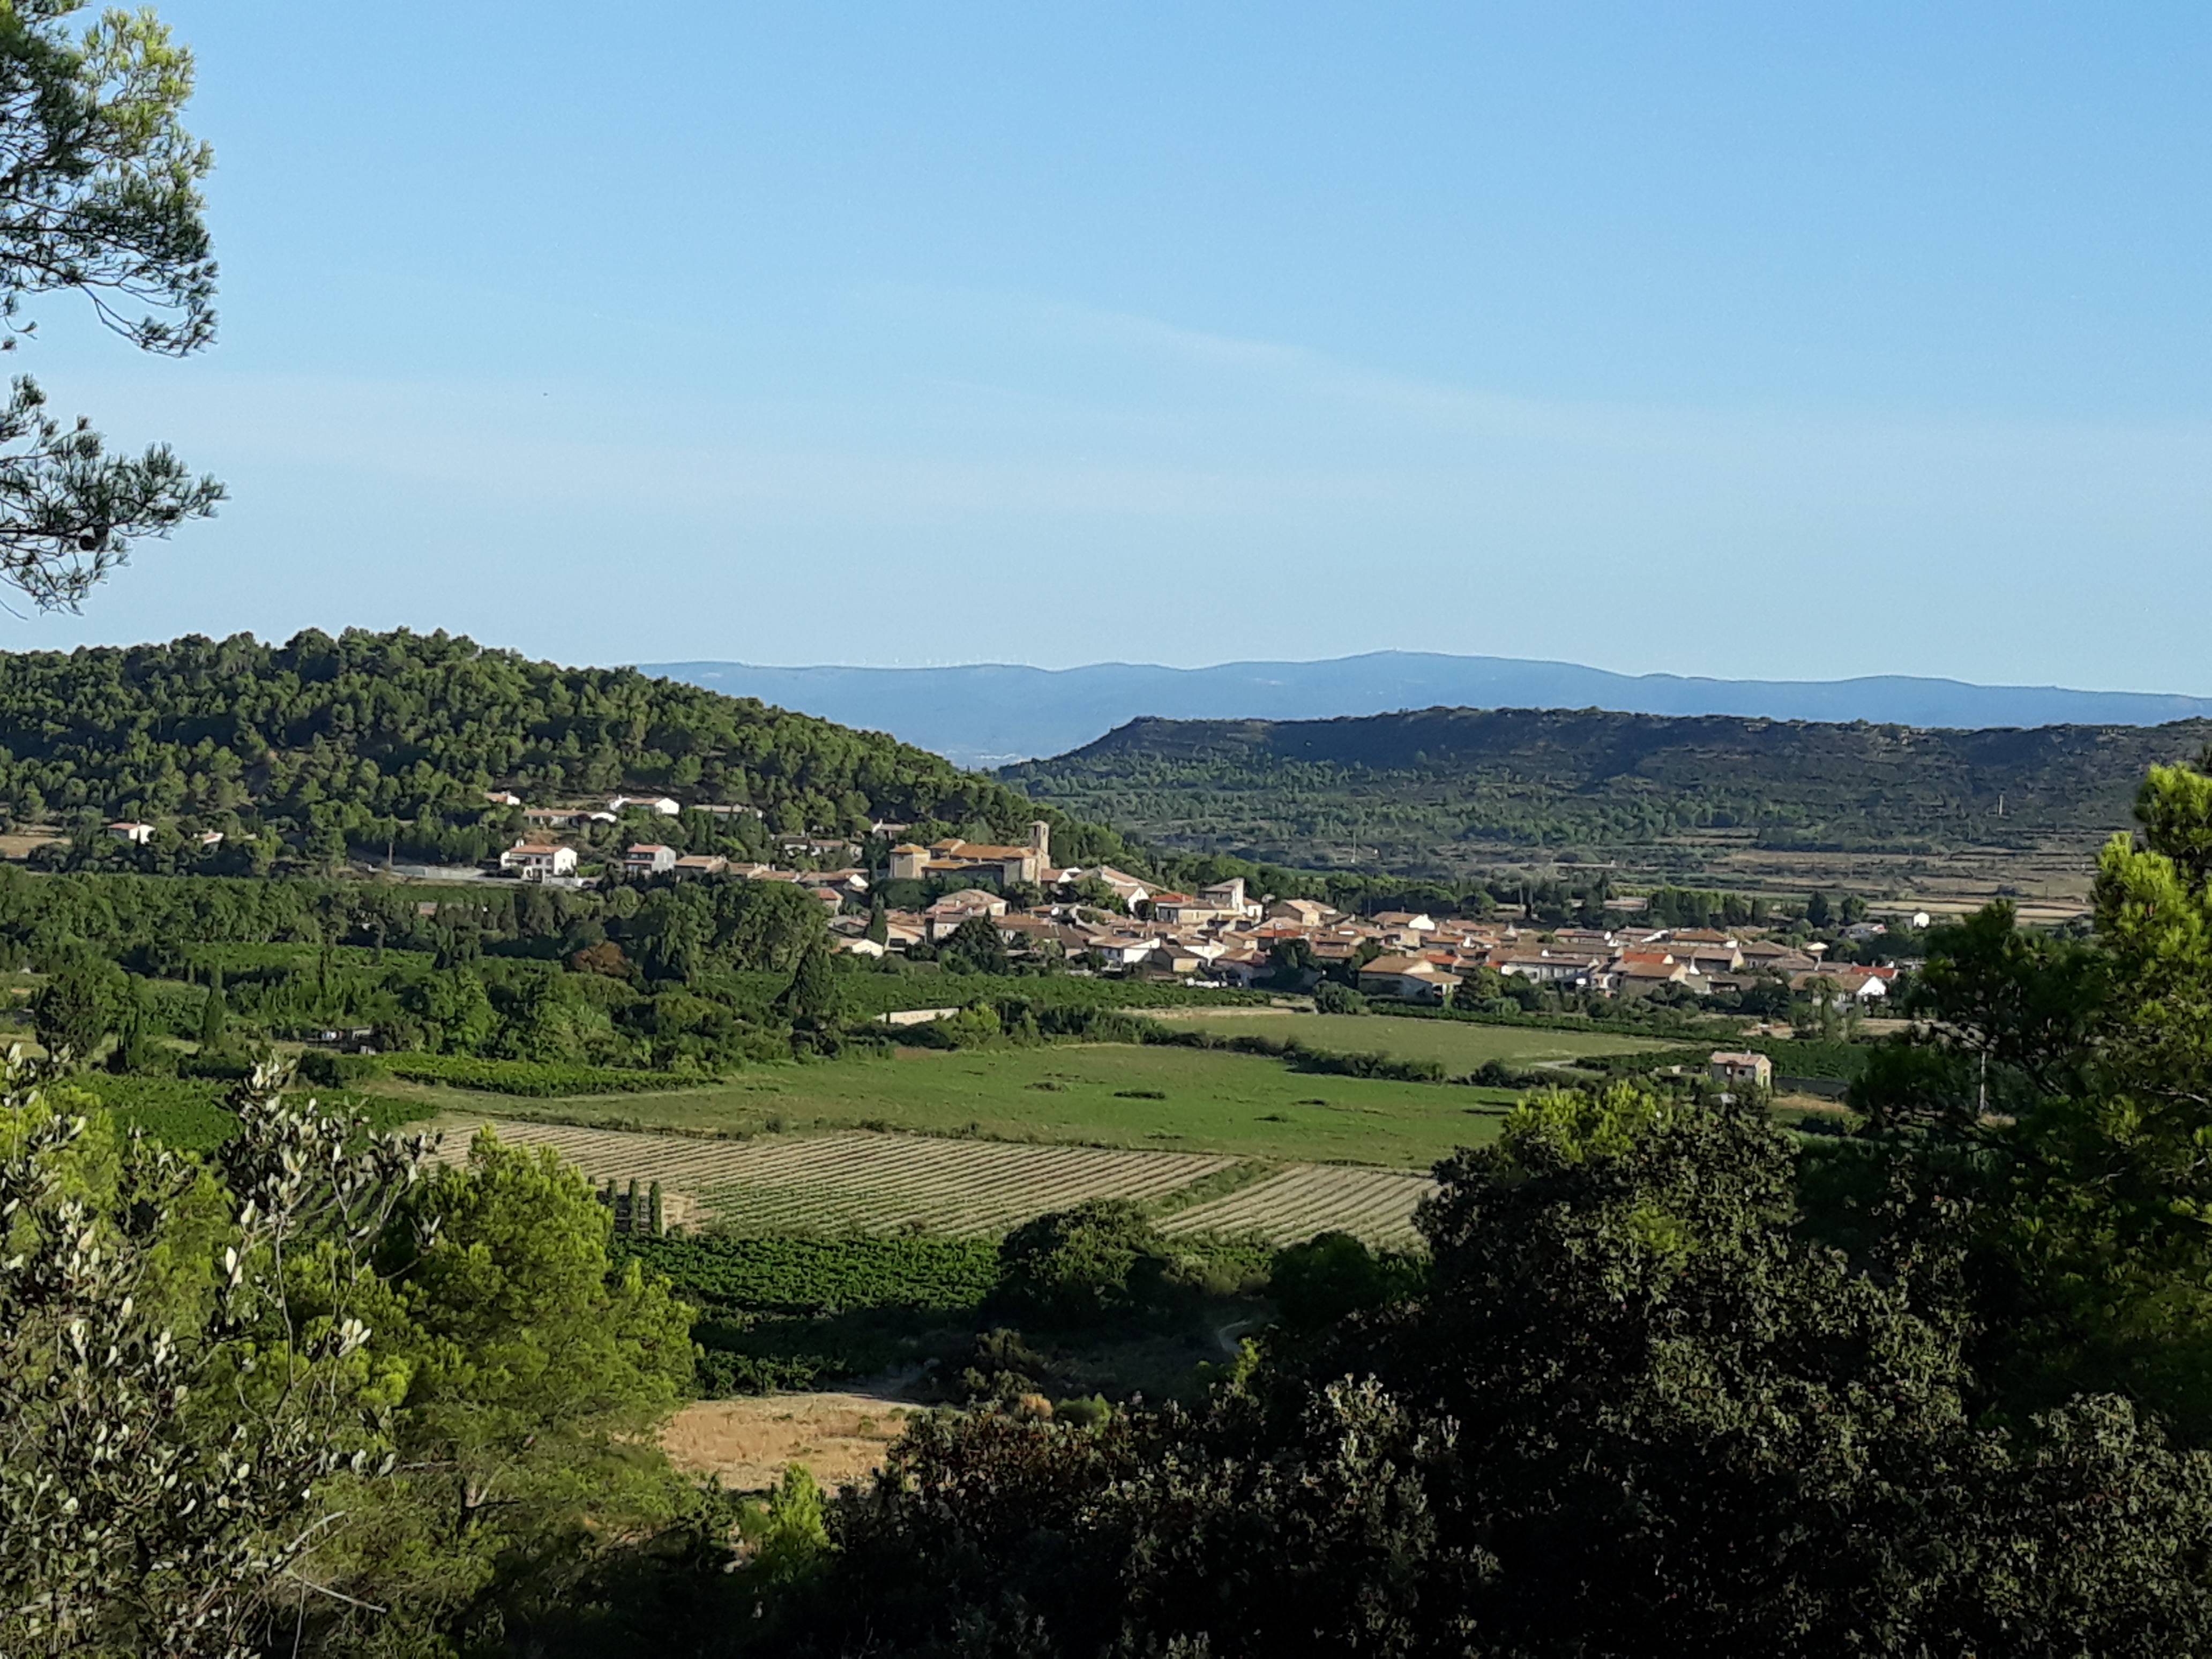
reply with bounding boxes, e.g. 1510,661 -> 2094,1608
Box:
639,652 -> 2212,767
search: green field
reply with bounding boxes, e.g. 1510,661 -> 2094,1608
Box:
1142,1008 -> 1675,1070
373,1042 -> 1527,1168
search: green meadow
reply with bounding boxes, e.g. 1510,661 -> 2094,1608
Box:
370,1041 -> 1531,1169
1140,1007 -> 1676,1070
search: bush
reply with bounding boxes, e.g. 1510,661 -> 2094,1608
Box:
694,1349 -> 833,1395
295,1049 -> 385,1087
995,1200 -> 1179,1329
1312,980 -> 1368,1015
959,1327 -> 1050,1402
1269,1231 -> 1426,1332
1055,1393 -> 1114,1428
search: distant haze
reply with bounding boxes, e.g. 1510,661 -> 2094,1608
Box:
637,652 -> 2212,768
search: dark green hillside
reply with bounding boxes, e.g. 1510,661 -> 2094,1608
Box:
0,629 -> 1134,872
1002,706 -> 2212,868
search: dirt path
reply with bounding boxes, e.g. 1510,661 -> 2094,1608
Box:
662,1391 -> 924,1493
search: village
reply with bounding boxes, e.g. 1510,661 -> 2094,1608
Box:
486,804 -> 1903,1011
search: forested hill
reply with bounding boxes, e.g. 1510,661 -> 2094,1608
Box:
0,629 -> 1133,871
1000,706 -> 2212,866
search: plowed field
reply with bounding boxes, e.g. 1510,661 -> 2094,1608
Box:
1162,1164 -> 1435,1247
439,1115 -> 1434,1246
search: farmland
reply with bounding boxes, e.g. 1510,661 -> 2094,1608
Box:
1140,1008 -> 1673,1071
69,1074 -> 438,1152
613,1234 -> 1003,1314
384,1040 -> 1523,1167
1160,1164 -> 1437,1249
438,1115 -> 1438,1247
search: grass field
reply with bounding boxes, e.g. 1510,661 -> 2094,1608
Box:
1142,1008 -> 1675,1070
379,1041 -> 1521,1168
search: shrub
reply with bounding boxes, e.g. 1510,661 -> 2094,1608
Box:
1269,1231 -> 1426,1332
995,1200 -> 1177,1329
1312,980 -> 1368,1015
295,1049 -> 385,1087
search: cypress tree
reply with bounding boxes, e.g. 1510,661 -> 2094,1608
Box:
197,967 -> 226,1052
776,941 -> 842,1026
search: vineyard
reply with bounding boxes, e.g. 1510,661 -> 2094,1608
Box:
1161,1164 -> 1436,1248
610,1234 -> 1002,1314
441,1118 -> 1236,1236
439,1114 -> 1434,1247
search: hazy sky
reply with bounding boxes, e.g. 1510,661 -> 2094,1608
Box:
12,3 -> 2212,688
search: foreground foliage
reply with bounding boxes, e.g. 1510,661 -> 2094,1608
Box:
792,1088 -> 2212,1656
0,2 -> 224,610
0,1058 -> 428,1657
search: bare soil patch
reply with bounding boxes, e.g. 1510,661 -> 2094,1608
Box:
0,831 -> 61,861
662,1391 -> 922,1493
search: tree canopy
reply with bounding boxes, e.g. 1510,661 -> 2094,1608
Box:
1002,705 -> 2210,874
0,3 -> 224,609
0,627 -> 1134,870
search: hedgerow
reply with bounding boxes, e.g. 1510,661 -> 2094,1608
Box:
379,1053 -> 709,1096
69,1074 -> 437,1150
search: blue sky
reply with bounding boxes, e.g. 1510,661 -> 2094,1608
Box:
13,2 -> 2212,688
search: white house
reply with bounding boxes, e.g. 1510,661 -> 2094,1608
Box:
1060,864 -> 1154,909
1372,911 -> 1437,932
500,841 -> 578,880
624,843 -> 678,876
1084,934 -> 1162,967
1790,967 -> 1892,1004
106,821 -> 155,845
1152,877 -> 1262,925
610,795 -> 682,817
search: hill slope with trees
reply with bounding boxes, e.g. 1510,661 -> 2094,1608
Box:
1001,705 -> 2212,871
0,628 -> 1142,872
